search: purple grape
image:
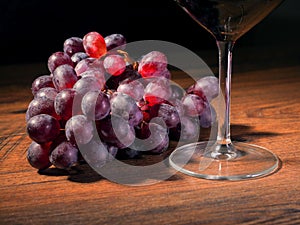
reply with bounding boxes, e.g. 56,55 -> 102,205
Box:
71,52 -> 88,65
200,103 -> 216,128
27,96 -> 58,121
149,132 -> 169,154
110,92 -> 143,126
27,87 -> 59,121
75,58 -> 96,75
117,79 -> 144,101
169,116 -> 200,141
80,69 -> 105,89
150,103 -> 180,128
63,37 -> 84,56
81,139 -> 109,168
129,109 -> 143,127
48,51 -> 73,73
27,141 -> 52,170
97,115 -> 135,149
52,64 -> 78,91
54,88 -> 80,121
106,144 -> 119,160
74,58 -> 104,76
49,131 -> 68,152
27,114 -> 60,144
138,51 -> 168,78
105,34 -> 126,51
35,87 -> 58,100
131,122 -> 169,154
189,76 -> 219,101
169,83 -> 185,102
65,115 -> 94,145
73,75 -> 103,96
81,90 -> 111,120
25,108 -> 30,122
31,75 -> 55,95
50,141 -> 78,169
182,93 -> 206,117
172,98 -> 185,117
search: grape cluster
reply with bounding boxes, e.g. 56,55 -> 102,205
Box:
26,31 -> 218,171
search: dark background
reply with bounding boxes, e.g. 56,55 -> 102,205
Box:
0,0 -> 299,66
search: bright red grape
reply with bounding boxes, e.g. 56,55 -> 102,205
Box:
83,32 -> 107,58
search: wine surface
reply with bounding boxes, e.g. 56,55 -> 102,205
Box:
176,0 -> 283,41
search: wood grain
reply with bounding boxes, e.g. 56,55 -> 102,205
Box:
0,51 -> 300,224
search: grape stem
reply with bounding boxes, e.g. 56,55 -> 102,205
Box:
117,50 -> 139,70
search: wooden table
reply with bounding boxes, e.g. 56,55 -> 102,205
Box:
0,45 -> 299,224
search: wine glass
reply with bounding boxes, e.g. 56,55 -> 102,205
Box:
169,0 -> 284,180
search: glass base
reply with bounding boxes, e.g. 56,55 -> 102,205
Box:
169,141 -> 279,180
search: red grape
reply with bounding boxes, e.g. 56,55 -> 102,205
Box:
138,51 -> 168,78
103,54 -> 126,76
83,31 -> 107,58
143,77 -> 171,106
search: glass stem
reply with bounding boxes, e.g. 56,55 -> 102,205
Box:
216,41 -> 234,148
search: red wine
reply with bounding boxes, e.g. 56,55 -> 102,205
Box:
176,0 -> 283,41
